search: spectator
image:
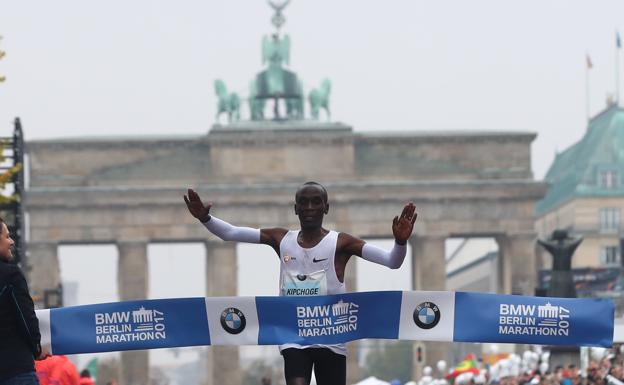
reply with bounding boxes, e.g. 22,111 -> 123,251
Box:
0,217 -> 46,385
78,370 -> 94,385
35,357 -> 54,385
48,355 -> 79,385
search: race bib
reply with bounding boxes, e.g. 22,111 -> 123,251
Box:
281,270 -> 327,296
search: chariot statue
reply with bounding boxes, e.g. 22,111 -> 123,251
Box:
214,0 -> 333,123
249,0 -> 304,120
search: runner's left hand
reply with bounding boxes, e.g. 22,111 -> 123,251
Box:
392,202 -> 417,245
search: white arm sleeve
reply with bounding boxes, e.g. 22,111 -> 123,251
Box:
361,242 -> 407,269
202,216 -> 261,244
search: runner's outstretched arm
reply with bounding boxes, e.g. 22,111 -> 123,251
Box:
343,202 -> 417,269
199,215 -> 261,243
184,188 -> 285,249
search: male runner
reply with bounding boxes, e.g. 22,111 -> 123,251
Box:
184,182 -> 417,385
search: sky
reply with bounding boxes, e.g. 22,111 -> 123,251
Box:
2,0 -> 624,378
1,1 -> 624,179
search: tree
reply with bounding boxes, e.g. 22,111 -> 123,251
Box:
0,35 -> 5,82
0,145 -> 21,204
0,38 -> 25,265
0,37 -> 20,205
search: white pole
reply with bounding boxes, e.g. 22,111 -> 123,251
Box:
616,35 -> 621,105
586,57 -> 591,122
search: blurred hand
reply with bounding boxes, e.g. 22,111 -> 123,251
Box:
36,345 -> 50,360
392,202 -> 417,245
184,188 -> 212,222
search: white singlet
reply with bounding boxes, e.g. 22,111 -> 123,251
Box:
278,230 -> 347,356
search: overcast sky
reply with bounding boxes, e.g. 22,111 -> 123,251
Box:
1,1 -> 624,179
3,0 -> 623,376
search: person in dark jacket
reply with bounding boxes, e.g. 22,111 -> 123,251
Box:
0,216 -> 45,385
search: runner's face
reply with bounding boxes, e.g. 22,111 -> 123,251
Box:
294,185 -> 328,228
0,223 -> 15,262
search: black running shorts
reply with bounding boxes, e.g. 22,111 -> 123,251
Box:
282,347 -> 346,385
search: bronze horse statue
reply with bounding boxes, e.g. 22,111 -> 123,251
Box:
308,79 -> 331,120
214,79 -> 240,123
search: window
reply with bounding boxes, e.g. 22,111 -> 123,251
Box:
600,246 -> 620,266
600,208 -> 621,233
599,171 -> 619,189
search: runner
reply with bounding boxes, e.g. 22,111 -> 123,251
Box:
185,182 -> 417,385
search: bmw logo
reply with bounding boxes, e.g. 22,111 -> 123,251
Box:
297,274 -> 307,281
220,307 -> 246,334
413,302 -> 440,329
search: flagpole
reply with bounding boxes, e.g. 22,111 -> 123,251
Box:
616,31 -> 621,105
586,55 -> 591,122
617,49 -> 620,105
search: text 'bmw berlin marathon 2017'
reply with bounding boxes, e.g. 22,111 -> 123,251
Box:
498,302 -> 570,337
296,299 -> 359,337
95,306 -> 167,344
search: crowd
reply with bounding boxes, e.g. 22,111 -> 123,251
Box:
34,356 -> 98,385
401,347 -> 624,385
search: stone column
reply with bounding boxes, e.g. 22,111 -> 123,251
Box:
205,241 -> 240,385
344,255 -> 361,385
26,242 -> 59,304
410,235 -> 449,381
496,233 -> 537,295
117,241 -> 149,385
495,235 -> 513,295
496,233 -> 538,355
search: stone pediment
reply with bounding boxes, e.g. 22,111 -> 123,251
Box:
86,141 -> 213,187
27,128 -> 538,189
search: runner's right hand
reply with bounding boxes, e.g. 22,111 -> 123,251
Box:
184,188 -> 212,222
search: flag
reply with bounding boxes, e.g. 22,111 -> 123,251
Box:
586,54 -> 593,69
617,31 -> 622,49
445,353 -> 481,379
83,358 -> 98,380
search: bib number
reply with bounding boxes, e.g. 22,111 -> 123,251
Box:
282,270 -> 327,296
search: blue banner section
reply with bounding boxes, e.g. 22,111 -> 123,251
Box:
453,292 -> 614,348
50,298 -> 210,354
256,291 -> 403,345
40,291 -> 614,355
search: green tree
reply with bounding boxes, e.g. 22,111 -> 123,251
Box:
0,36 -> 19,204
0,35 -> 5,82
0,146 -> 21,204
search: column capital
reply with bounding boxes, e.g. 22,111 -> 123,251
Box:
117,240 -> 148,247
27,241 -> 59,249
496,232 -> 538,242
204,240 -> 237,248
409,234 -> 447,243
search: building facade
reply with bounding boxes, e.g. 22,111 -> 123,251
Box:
535,105 -> 624,308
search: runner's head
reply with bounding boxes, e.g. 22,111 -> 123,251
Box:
0,216 -> 15,263
294,182 -> 329,229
